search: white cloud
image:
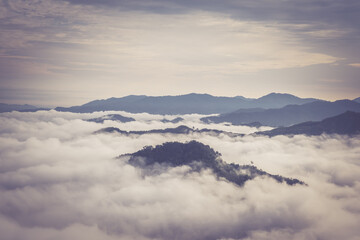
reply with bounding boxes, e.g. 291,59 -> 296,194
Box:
0,111 -> 359,239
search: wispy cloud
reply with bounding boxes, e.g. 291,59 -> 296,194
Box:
0,0 -> 359,104
349,63 -> 360,68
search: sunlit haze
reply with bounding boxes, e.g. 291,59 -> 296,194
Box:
0,0 -> 359,106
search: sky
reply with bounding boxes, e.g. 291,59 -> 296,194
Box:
0,0 -> 360,106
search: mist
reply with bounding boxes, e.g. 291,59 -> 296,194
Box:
0,111 -> 359,240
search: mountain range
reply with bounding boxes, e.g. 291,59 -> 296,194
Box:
55,93 -> 319,114
3,93 -> 360,132
122,141 -> 304,186
256,111 -> 360,137
96,111 -> 360,137
0,103 -> 49,113
95,125 -> 244,137
201,100 -> 360,127
161,117 -> 184,123
86,114 -> 135,123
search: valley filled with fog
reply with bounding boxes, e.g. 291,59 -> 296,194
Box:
0,110 -> 359,240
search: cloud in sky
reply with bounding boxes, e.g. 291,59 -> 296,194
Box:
0,0 -> 359,105
349,63 -> 360,68
0,110 -> 360,239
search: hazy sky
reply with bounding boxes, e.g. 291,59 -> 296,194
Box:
1,0 -> 360,106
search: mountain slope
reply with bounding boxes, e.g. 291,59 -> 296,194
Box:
252,92 -> 318,108
86,114 -> 135,123
256,111 -> 360,136
0,103 -> 48,113
55,93 -> 319,114
161,117 -> 184,123
201,100 -> 360,127
122,141 -> 303,186
95,125 -> 244,137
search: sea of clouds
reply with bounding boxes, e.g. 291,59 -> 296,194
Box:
0,110 -> 359,240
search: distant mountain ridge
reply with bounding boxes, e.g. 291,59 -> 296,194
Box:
253,93 -> 318,108
201,100 -> 360,127
161,117 -> 184,123
95,111 -> 360,138
0,103 -> 49,113
86,114 -> 135,123
256,111 -> 360,136
55,93 -> 319,114
95,125 -> 244,137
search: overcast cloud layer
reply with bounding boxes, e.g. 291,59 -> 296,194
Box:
0,0 -> 360,105
0,111 -> 359,240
